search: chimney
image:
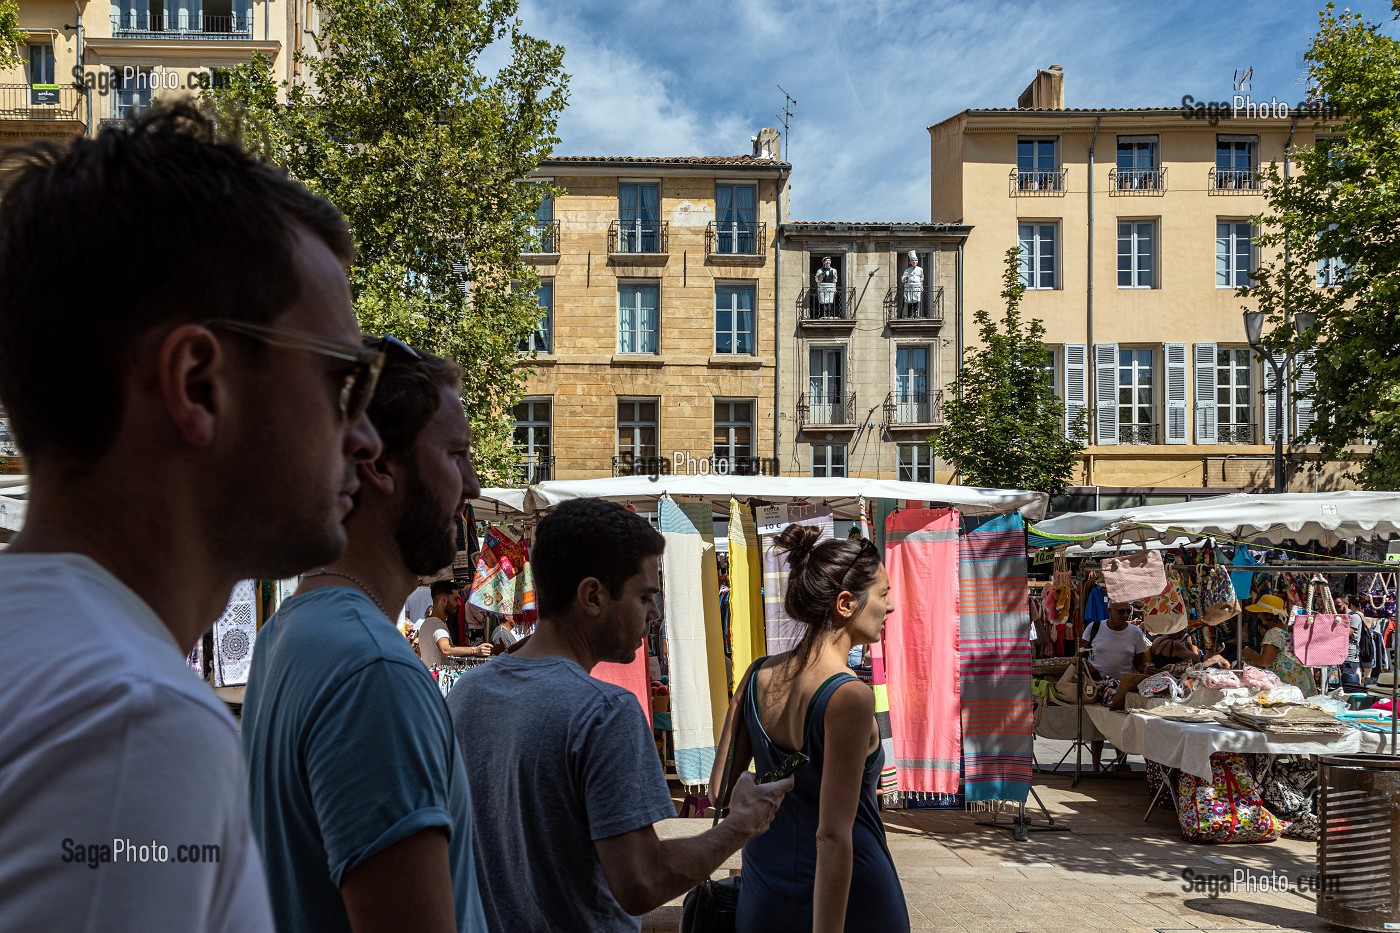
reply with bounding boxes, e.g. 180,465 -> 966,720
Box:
1016,65 -> 1064,110
753,127 -> 781,160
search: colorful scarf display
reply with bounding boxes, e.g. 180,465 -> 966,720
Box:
760,504 -> 834,655
660,497 -> 727,787
860,497 -> 899,795
468,525 -> 535,621
958,512 -> 1034,804
884,508 -> 962,796
726,499 -> 766,696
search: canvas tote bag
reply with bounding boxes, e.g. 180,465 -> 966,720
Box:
1100,534 -> 1168,605
1292,578 -> 1348,667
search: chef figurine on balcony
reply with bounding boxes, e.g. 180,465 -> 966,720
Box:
900,250 -> 924,319
814,256 -> 838,317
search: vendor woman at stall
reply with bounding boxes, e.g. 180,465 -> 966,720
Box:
1149,623 -> 1229,669
1080,603 -> 1149,772
1240,594 -> 1316,695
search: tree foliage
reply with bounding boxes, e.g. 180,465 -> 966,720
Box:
0,1 -> 24,71
204,0 -> 568,484
933,249 -> 1084,497
1250,2 -> 1400,488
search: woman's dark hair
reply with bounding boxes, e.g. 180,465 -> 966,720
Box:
774,524 -> 882,672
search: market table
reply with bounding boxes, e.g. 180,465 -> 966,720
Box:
1118,712 -> 1396,781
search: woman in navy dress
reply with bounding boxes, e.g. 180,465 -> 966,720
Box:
711,525 -> 909,933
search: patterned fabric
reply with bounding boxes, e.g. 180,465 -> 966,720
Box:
884,508 -> 962,796
213,580 -> 257,687
957,512 -> 1033,804
1263,627 -> 1316,695
1177,752 -> 1283,844
726,499 -> 767,694
760,504 -> 833,655
660,497 -> 727,786
861,497 -> 899,795
468,525 -> 535,621
1146,759 -> 1176,812
1251,753 -> 1319,840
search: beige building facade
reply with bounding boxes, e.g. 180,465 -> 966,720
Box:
513,134 -> 789,482
775,223 -> 967,480
930,67 -> 1354,506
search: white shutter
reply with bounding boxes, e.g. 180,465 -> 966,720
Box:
1165,343 -> 1188,444
1094,343 -> 1119,445
1293,349 -> 1317,441
1263,352 -> 1287,443
1064,343 -> 1088,443
1194,343 -> 1218,444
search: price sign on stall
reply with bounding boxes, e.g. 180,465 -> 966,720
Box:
756,505 -> 787,536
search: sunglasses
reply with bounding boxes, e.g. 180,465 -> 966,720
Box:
205,320 -> 414,422
839,537 -> 877,588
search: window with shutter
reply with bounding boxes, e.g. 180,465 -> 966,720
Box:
1165,343 -> 1188,444
1193,342 -> 1218,444
1064,344 -> 1088,443
1294,350 -> 1317,441
1094,343 -> 1119,445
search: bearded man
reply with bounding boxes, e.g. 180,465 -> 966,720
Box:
242,342 -> 487,933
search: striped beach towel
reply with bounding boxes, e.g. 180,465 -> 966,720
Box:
761,504 -> 833,655
593,645 -> 653,730
726,499 -> 766,696
860,497 -> 898,795
660,497 -> 727,787
958,512 -> 1034,804
884,508 -> 962,796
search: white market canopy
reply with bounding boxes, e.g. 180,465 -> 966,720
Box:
1030,491 -> 1400,548
470,487 -> 528,518
520,475 -> 1048,521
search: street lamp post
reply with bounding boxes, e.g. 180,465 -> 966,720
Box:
1243,310 -> 1316,493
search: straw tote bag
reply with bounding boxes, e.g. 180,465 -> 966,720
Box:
1291,579 -> 1348,667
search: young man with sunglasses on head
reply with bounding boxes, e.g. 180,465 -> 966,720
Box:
0,104 -> 382,931
242,339 -> 487,933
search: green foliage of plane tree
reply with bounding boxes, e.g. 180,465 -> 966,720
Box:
0,0 -> 25,71
1250,2 -> 1400,488
203,0 -> 568,485
933,248 -> 1085,498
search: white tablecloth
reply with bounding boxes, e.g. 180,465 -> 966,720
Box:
1119,713 -> 1397,781
1034,703 -> 1104,742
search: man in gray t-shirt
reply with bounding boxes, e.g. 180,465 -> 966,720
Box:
448,497 -> 790,931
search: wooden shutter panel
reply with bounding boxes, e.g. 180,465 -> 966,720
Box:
1193,343 -> 1218,444
1094,343 -> 1119,445
1064,343 -> 1088,443
1165,343 -> 1188,444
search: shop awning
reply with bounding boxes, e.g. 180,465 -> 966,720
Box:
470,488 -> 528,518
1030,491 -> 1400,547
523,475 -> 1047,520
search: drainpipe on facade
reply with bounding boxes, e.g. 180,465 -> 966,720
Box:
955,239 -> 964,396
74,1 -> 89,133
265,0 -> 270,41
1085,115 -> 1101,485
774,168 -> 786,468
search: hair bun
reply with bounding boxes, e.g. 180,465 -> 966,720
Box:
774,523 -> 822,564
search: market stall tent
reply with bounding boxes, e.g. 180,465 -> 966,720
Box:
1030,491 -> 1400,547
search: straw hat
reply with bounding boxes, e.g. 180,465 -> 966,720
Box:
1245,594 -> 1288,619
1143,612 -> 1188,636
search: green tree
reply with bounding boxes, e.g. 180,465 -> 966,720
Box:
1250,2 -> 1400,488
933,248 -> 1084,497
204,0 -> 568,484
0,1 -> 25,70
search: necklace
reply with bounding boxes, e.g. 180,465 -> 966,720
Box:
304,568 -> 388,617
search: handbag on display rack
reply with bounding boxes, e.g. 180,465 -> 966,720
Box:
1291,577 -> 1349,667
1100,536 -> 1168,605
1141,567 -> 1189,636
1197,543 -> 1242,626
1055,659 -> 1104,704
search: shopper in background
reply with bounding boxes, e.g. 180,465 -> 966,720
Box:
1336,596 -> 1365,690
419,580 -> 492,666
1241,594 -> 1317,696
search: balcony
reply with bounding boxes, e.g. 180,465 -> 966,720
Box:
612,454 -> 669,477
884,285 -> 944,326
522,220 -> 559,256
1209,167 -> 1262,193
884,391 -> 945,428
1109,167 -> 1167,195
705,221 -> 766,260
1009,168 -> 1067,196
1118,422 -> 1158,445
608,219 -> 668,258
797,286 -> 856,326
1218,423 -> 1256,445
0,85 -> 86,129
111,12 -> 252,38
515,456 -> 553,485
797,393 -> 857,430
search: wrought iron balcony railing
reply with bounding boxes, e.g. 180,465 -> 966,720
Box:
514,456 -> 553,484
1209,167 -> 1261,192
796,392 -> 857,429
112,12 -> 252,36
1109,167 -> 1167,194
1118,422 -> 1158,445
1010,168 -> 1067,195
883,391 -> 945,427
798,286 -> 856,324
705,220 -> 766,258
1218,422 -> 1256,445
0,85 -> 85,123
608,219 -> 668,256
522,220 -> 559,254
884,285 -> 945,324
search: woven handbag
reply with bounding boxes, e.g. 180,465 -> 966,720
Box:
1197,544 -> 1241,626
1101,548 -> 1167,604
1292,579 -> 1348,667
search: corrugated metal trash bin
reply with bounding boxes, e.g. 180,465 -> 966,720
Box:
1318,754 -> 1400,931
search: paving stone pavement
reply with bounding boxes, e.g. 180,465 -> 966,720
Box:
643,745 -> 1357,933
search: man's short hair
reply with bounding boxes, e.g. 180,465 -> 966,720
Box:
363,341 -> 461,462
0,102 -> 354,469
531,498 -> 665,617
430,580 -> 460,601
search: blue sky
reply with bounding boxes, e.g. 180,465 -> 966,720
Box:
516,0 -> 1400,221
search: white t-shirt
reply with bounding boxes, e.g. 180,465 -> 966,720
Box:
419,616 -> 454,667
1085,621 -> 1151,678
0,553 -> 273,932
401,586 -> 433,628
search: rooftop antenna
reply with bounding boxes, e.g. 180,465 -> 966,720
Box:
1233,66 -> 1253,95
777,84 -> 797,163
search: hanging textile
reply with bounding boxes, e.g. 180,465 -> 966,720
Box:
726,499 -> 767,696
957,512 -> 1033,804
860,497 -> 898,796
660,497 -> 727,787
594,645 -> 653,729
468,525 -> 536,621
213,580 -> 257,687
884,508 -> 962,796
1230,544 -> 1256,601
760,503 -> 834,655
